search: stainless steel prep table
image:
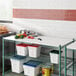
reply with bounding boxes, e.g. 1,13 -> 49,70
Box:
2,35 -> 75,76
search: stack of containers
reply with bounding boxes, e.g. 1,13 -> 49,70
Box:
23,60 -> 41,76
10,55 -> 26,73
10,43 -> 29,73
10,43 -> 41,74
28,44 -> 41,58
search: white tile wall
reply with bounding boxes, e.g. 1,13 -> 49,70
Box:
13,0 -> 76,9
7,18 -> 76,39
0,0 -> 13,20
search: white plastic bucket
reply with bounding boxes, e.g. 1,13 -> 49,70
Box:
16,43 -> 29,56
50,50 -> 62,64
10,55 -> 26,73
28,44 -> 41,58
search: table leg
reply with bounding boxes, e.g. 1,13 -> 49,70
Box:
73,50 -> 74,76
14,41 -> 16,55
2,39 -> 4,76
59,45 -> 61,76
65,46 -> 67,76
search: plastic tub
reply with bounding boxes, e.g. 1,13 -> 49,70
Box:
23,60 -> 41,76
16,43 -> 29,56
50,50 -> 62,64
28,44 -> 41,58
10,55 -> 26,73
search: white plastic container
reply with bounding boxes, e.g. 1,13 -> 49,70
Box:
28,44 -> 41,58
23,60 -> 41,76
10,55 -> 26,73
16,43 -> 29,56
50,50 -> 62,64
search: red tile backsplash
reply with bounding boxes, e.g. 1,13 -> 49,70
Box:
13,9 -> 76,21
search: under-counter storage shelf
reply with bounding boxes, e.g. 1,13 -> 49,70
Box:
4,63 -> 76,76
4,53 -> 75,76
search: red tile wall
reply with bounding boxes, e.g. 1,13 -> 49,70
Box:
13,9 -> 76,21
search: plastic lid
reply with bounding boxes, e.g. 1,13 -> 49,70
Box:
28,44 -> 40,47
23,60 -> 41,67
16,43 -> 30,47
11,55 -> 26,60
50,50 -> 62,54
